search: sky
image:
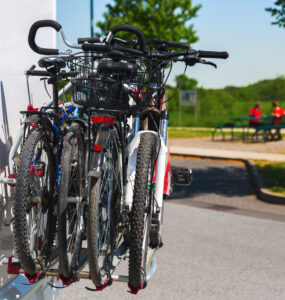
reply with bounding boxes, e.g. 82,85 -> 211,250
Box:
57,0 -> 285,89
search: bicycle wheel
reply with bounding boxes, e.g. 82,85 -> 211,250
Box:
58,123 -> 85,280
13,127 -> 56,277
128,132 -> 157,291
87,126 -> 121,288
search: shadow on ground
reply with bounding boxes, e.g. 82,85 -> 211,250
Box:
169,158 -> 253,201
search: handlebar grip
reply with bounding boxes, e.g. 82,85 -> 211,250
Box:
25,70 -> 51,76
110,24 -> 146,51
60,71 -> 79,78
77,37 -> 101,44
198,50 -> 229,59
28,20 -> 62,55
82,43 -> 111,52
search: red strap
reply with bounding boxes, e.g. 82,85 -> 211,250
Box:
24,271 -> 41,284
59,274 -> 75,286
95,279 -> 113,291
128,281 -> 147,295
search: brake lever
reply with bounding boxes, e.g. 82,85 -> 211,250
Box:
200,59 -> 217,69
184,55 -> 217,68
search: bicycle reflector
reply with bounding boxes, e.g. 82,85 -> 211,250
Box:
93,144 -> 102,152
91,116 -> 116,125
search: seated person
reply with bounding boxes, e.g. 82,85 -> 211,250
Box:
271,101 -> 284,140
249,102 -> 263,127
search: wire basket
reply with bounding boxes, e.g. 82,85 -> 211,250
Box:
72,76 -> 131,109
68,54 -> 157,110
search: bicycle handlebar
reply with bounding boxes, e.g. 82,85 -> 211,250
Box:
25,70 -> 50,76
82,43 -> 111,52
146,39 -> 190,50
108,24 -> 146,51
197,50 -> 229,59
77,37 -> 101,44
25,69 -> 78,78
28,20 -> 62,55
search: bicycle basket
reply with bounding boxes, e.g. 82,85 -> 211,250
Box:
69,55 -> 157,110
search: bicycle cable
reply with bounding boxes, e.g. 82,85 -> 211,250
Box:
161,64 -> 187,104
43,79 -> 51,99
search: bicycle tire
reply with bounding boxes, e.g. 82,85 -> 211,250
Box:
128,132 -> 157,290
58,123 -> 85,279
13,127 -> 56,276
87,126 -> 121,288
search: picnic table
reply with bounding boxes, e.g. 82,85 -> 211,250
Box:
212,116 -> 285,142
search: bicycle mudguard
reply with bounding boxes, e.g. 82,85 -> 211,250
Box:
87,125 -> 113,178
125,130 -> 168,212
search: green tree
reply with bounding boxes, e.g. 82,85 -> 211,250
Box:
265,0 -> 285,27
96,0 -> 201,44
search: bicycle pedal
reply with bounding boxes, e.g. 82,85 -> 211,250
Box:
172,167 -> 193,186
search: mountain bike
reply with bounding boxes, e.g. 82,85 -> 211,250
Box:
12,48 -> 78,281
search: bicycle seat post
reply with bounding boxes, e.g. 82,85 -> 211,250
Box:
38,56 -> 66,114
50,74 -> 59,114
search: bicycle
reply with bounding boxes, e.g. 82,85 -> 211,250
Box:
12,34 -> 78,281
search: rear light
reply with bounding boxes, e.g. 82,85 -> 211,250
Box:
91,116 -> 116,125
93,144 -> 102,152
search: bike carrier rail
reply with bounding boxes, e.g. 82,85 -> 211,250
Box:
1,243 -> 157,285
0,177 -> 16,185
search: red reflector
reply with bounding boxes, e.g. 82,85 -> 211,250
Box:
27,104 -> 34,111
27,104 -> 39,112
8,173 -> 16,187
93,144 -> 102,152
91,116 -> 116,125
38,236 -> 43,251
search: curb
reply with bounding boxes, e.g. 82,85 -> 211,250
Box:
170,152 -> 285,205
245,160 -> 285,205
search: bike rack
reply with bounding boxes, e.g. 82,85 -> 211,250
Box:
1,244 -> 157,285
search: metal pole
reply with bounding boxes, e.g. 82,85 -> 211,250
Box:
179,90 -> 182,126
90,0 -> 94,37
26,76 -> 32,105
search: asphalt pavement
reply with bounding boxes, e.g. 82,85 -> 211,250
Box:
58,158 -> 285,300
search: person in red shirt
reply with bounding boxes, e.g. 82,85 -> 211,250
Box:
272,101 -> 284,124
249,102 -> 263,127
271,101 -> 284,140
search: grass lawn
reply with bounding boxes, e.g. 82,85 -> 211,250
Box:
168,127 -> 244,139
254,160 -> 285,195
168,128 -> 213,138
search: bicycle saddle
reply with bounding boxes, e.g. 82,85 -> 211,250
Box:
38,56 -> 66,69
